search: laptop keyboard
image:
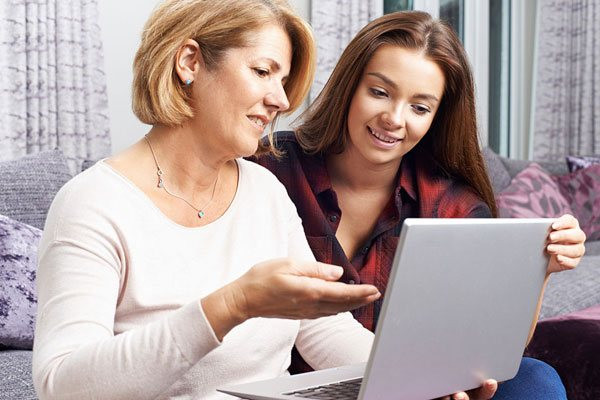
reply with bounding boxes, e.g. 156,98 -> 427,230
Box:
283,378 -> 362,399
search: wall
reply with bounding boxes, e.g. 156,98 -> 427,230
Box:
98,0 -> 310,153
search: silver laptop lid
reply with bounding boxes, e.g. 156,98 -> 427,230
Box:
360,218 -> 552,400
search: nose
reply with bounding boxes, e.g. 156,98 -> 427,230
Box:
381,104 -> 406,131
264,81 -> 290,112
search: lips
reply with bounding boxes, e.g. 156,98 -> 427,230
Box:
368,126 -> 402,143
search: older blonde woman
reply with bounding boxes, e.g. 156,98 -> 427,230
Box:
32,1 -> 380,399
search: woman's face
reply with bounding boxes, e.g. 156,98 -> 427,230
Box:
345,45 -> 445,168
192,24 -> 292,158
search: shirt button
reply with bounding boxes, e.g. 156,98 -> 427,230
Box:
348,280 -> 355,285
362,246 -> 369,254
328,214 -> 339,222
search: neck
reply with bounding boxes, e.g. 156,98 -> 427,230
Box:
326,147 -> 400,193
145,124 -> 228,196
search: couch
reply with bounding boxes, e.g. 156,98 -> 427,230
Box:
0,148 -> 599,399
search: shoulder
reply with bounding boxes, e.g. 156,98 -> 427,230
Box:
237,158 -> 289,197
250,131 -> 305,167
248,131 -> 316,183
45,162 -> 143,236
412,156 -> 491,218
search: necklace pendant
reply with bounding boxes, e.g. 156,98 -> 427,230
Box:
197,210 -> 205,219
157,177 -> 164,188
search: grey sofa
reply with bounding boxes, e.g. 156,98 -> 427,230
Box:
1,148 -> 599,399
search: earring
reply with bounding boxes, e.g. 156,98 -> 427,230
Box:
185,79 -> 193,86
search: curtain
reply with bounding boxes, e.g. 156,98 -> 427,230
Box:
0,0 -> 110,174
532,0 -> 600,161
310,0 -> 383,100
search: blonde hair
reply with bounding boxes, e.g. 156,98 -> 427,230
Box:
132,0 -> 315,153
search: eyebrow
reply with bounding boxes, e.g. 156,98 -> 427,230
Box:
366,72 -> 440,103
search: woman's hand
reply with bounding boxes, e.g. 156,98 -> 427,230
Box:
546,214 -> 586,275
231,258 -> 380,319
437,379 -> 497,400
202,258 -> 380,340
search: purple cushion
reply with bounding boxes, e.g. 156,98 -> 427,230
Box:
554,164 -> 600,241
495,163 -> 573,218
0,214 -> 41,349
566,155 -> 600,173
525,305 -> 600,400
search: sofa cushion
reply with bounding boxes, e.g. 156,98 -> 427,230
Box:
482,147 -> 512,193
0,150 -> 71,230
0,350 -> 37,400
0,215 -> 41,349
525,305 -> 600,400
566,155 -> 600,173
554,164 -> 600,241
500,157 -> 569,178
540,253 -> 600,320
495,163 -> 573,218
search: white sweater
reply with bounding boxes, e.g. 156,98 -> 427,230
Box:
33,159 -> 373,400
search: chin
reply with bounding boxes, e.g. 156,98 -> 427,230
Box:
236,139 -> 260,158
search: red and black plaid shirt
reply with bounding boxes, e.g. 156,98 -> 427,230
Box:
252,131 -> 491,372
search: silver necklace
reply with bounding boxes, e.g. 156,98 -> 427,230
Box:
144,135 -> 219,219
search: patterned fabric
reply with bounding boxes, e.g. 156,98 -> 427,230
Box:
495,163 -> 573,218
0,150 -> 72,230
566,155 -> 600,173
532,0 -> 600,162
0,0 -> 111,174
253,131 -> 491,373
525,305 -> 600,400
0,350 -> 37,400
0,215 -> 41,350
310,0 -> 382,100
554,164 -> 600,240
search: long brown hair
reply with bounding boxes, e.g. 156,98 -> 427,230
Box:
295,11 -> 497,216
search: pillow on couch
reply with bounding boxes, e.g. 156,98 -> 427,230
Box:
566,155 -> 600,173
0,150 -> 72,230
0,214 -> 41,349
496,163 -> 573,218
525,305 -> 600,400
554,164 -> 600,241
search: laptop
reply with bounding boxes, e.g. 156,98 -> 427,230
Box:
219,218 -> 554,400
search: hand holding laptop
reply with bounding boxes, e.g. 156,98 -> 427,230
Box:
202,258 -> 381,340
436,380 -> 497,400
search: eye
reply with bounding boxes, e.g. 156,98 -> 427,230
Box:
411,104 -> 431,115
253,68 -> 270,78
369,87 -> 388,98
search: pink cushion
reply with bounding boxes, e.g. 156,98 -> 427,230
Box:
554,164 -> 600,240
496,163 -> 573,218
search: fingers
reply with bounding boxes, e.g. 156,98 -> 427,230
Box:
464,379 -> 497,400
546,242 -> 586,259
548,226 -> 586,245
293,261 -> 344,281
552,213 -> 579,230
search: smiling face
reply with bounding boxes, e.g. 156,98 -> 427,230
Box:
191,24 -> 292,158
345,45 -> 446,168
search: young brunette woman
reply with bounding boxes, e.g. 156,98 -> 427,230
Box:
254,11 -> 586,400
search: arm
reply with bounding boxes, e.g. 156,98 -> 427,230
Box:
33,197 -> 222,400
525,214 -> 586,345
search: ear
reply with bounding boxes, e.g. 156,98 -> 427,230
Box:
174,39 -> 204,85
